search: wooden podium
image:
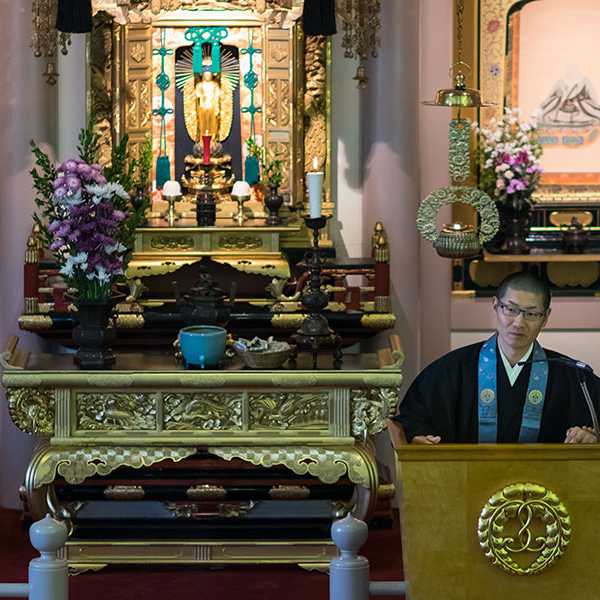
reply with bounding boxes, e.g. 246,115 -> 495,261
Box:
397,444 -> 600,599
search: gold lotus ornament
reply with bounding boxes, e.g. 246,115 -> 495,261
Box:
478,483 -> 571,576
416,187 -> 499,259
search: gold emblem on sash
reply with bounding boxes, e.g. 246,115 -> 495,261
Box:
480,388 -> 495,404
528,389 -> 543,405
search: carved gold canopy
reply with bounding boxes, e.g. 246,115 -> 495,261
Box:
89,0 -> 330,218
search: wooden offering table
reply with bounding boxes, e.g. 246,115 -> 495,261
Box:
397,444 -> 600,599
1,338 -> 402,570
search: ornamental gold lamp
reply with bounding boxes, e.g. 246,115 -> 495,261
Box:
418,0 -> 498,259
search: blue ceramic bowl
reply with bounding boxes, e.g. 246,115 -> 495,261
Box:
178,326 -> 227,369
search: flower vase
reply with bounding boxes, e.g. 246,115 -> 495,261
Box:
72,296 -> 120,369
498,196 -> 532,255
265,185 -> 283,225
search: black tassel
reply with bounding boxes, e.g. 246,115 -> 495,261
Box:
303,0 -> 337,36
56,0 -> 93,34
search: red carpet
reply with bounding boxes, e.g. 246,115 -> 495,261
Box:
0,509 -> 404,600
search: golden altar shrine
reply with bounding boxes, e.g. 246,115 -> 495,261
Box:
398,444 -> 600,599
1,336 -> 402,570
17,0 -> 396,348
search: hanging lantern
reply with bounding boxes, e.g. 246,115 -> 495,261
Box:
418,0 -> 498,259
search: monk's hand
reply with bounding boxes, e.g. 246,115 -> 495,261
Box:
411,435 -> 441,445
564,426 -> 599,444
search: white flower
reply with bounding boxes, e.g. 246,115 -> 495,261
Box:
54,190 -> 84,208
72,252 -> 88,265
496,179 -> 505,190
60,262 -> 74,277
60,253 -> 87,278
95,265 -> 110,283
505,170 -> 514,179
105,242 -> 127,255
85,182 -> 129,201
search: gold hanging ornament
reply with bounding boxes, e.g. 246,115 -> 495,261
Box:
417,0 -> 498,260
337,0 -> 381,89
32,0 -> 71,85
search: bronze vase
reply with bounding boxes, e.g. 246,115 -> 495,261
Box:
498,196 -> 532,255
265,185 -> 283,225
72,296 -> 120,369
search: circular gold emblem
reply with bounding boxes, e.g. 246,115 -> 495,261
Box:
480,388 -> 495,405
478,483 -> 571,575
528,390 -> 543,405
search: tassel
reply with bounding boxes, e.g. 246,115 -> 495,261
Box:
192,42 -> 203,75
302,0 -> 337,36
156,155 -> 171,189
244,156 -> 260,186
56,0 -> 93,34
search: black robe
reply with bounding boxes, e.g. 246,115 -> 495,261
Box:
394,341 -> 600,443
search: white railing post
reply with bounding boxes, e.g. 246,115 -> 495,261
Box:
28,515 -> 69,600
329,514 -> 370,600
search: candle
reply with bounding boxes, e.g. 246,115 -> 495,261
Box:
162,180 -> 181,198
202,132 -> 212,165
306,156 -> 323,218
231,180 -> 251,198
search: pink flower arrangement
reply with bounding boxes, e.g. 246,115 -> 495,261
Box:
475,108 -> 543,208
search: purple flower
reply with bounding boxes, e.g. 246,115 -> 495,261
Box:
52,176 -> 66,190
65,175 -> 82,192
76,163 -> 93,180
112,210 -> 126,222
54,186 -> 67,199
48,220 -> 61,233
63,160 -> 79,173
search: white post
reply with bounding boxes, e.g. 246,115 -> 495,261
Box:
28,515 -> 69,600
329,514 -> 370,600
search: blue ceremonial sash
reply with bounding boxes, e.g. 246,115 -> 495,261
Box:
477,335 -> 549,443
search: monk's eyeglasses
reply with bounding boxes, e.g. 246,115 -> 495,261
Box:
496,299 -> 546,322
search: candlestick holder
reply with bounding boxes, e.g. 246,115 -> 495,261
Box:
196,164 -> 217,227
290,216 -> 343,369
163,194 -> 182,227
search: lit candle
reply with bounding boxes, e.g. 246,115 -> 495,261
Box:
202,131 -> 212,165
306,156 -> 323,218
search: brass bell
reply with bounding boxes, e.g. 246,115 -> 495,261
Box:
43,62 -> 59,86
353,64 -> 368,89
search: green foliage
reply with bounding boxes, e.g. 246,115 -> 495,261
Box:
244,139 -> 285,188
262,157 -> 284,188
245,137 -> 262,159
104,134 -> 137,191
77,121 -> 100,164
30,140 -> 59,247
136,137 -> 153,192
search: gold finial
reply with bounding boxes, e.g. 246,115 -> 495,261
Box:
374,234 -> 389,263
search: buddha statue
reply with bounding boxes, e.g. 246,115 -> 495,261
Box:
195,70 -> 223,141
179,55 -> 238,201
